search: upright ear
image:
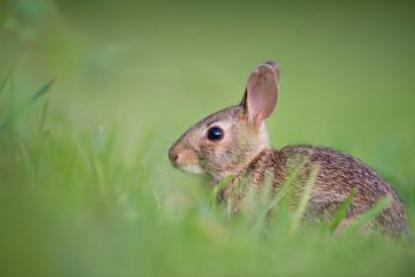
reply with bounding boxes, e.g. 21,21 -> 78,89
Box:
240,61 -> 280,126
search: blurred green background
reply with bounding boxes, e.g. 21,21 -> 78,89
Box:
1,0 -> 414,276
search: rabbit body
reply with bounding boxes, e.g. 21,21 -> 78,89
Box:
219,145 -> 408,235
169,62 -> 408,235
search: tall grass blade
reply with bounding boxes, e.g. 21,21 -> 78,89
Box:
250,172 -> 274,233
210,175 -> 233,212
263,159 -> 308,214
0,68 -> 13,96
290,164 -> 320,234
345,194 -> 392,235
329,188 -> 358,234
0,78 -> 55,133
28,78 -> 55,104
38,100 -> 49,133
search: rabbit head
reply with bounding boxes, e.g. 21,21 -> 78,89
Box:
169,62 -> 280,182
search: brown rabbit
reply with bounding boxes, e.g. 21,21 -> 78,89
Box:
168,61 -> 408,235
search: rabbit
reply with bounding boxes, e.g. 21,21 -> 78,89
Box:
168,61 -> 408,236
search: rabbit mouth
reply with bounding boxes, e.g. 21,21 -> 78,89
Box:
177,164 -> 204,174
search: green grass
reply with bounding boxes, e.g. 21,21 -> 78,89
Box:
1,0 -> 415,276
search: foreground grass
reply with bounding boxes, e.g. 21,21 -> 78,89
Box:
0,80 -> 414,276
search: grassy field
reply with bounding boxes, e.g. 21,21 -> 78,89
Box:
1,0 -> 415,276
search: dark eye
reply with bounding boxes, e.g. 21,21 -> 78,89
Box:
207,126 -> 224,141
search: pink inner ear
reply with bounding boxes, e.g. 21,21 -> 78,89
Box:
246,64 -> 279,125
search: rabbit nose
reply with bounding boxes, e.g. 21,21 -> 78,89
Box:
168,148 -> 179,164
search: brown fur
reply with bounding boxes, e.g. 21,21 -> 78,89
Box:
168,62 -> 408,236
219,147 -> 408,235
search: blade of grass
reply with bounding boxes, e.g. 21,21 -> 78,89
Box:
88,145 -> 108,195
246,158 -> 309,235
0,68 -> 13,96
290,164 -> 320,234
18,140 -> 34,179
38,100 -> 49,133
329,187 -> 358,234
263,159 -> 308,214
0,78 -> 55,133
250,172 -> 274,233
28,78 -> 55,104
344,194 -> 392,235
210,175 -> 234,212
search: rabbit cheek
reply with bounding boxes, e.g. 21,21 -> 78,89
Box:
199,139 -> 235,178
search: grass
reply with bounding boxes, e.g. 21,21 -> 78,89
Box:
1,0 -> 415,276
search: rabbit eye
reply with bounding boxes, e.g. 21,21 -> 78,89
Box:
207,126 -> 224,141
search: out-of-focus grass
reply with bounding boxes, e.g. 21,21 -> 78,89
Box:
1,0 -> 415,276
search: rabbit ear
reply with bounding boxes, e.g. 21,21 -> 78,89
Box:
241,61 -> 280,125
